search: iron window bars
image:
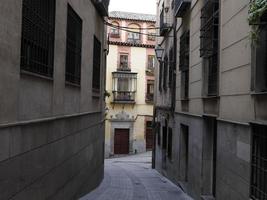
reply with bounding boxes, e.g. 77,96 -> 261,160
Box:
168,47 -> 174,88
21,0 -> 55,78
251,125 -> 267,200
65,5 -> 82,85
93,36 -> 101,91
180,31 -> 190,99
255,14 -> 267,92
159,62 -> 163,92
200,0 -> 219,96
163,56 -> 168,90
148,55 -> 155,69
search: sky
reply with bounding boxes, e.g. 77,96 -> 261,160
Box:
109,0 -> 157,15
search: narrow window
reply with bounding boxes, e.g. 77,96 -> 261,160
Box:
167,127 -> 173,160
180,31 -> 190,99
169,47 -> 174,88
65,5 -> 82,85
146,80 -> 154,103
200,0 -> 219,96
148,55 -> 155,69
119,54 -> 129,71
159,62 -> 163,92
20,0 -> 55,78
163,56 -> 168,90
250,125 -> 267,200
93,36 -> 101,92
254,13 -> 267,92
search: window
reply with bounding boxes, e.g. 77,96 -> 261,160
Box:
159,62 -> 163,92
20,0 -> 55,78
93,36 -> 101,92
110,21 -> 120,38
200,0 -> 219,96
119,54 -> 129,71
128,24 -> 141,43
163,56 -> 168,90
148,55 -> 155,69
180,31 -> 190,99
147,26 -> 156,41
157,123 -> 161,146
65,5 -> 82,85
169,47 -> 174,88
167,128 -> 173,160
254,12 -> 267,92
112,72 -> 137,102
146,80 -> 154,102
251,125 -> 267,200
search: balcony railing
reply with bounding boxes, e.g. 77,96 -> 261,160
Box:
175,0 -> 191,18
92,0 -> 109,16
146,93 -> 154,103
113,91 -> 136,103
110,32 -> 120,38
160,10 -> 169,36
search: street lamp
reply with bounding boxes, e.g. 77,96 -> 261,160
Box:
155,45 -> 164,62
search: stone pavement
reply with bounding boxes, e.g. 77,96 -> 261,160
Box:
79,152 -> 193,200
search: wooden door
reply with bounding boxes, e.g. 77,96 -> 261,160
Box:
114,129 -> 129,154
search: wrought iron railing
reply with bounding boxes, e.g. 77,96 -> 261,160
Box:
113,91 -> 136,102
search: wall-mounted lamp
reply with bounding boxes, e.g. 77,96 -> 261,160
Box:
155,45 -> 164,62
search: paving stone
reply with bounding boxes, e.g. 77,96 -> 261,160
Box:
80,152 -> 193,200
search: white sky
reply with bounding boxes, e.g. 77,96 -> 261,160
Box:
109,0 -> 157,15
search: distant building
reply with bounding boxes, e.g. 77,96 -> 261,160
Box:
0,0 -> 109,199
154,0 -> 267,200
105,11 -> 156,157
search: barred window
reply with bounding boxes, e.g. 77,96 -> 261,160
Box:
148,55 -> 155,69
180,31 -> 190,99
200,0 -> 219,96
168,47 -> 174,88
163,56 -> 168,90
93,36 -> 101,92
119,54 -> 129,71
159,62 -> 163,92
254,13 -> 267,92
20,0 -> 55,78
251,125 -> 267,200
65,5 -> 82,85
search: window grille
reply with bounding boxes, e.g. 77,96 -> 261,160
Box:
169,47 -> 174,88
163,56 -> 168,90
180,31 -> 190,99
251,125 -> 267,200
20,0 -> 55,78
65,5 -> 82,85
146,80 -> 154,102
168,128 -> 173,160
119,54 -> 129,71
200,0 -> 219,96
93,36 -> 101,91
255,14 -> 267,92
128,31 -> 141,43
159,62 -> 163,91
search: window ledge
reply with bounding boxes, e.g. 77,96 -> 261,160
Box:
65,81 -> 81,88
202,95 -> 219,99
201,195 -> 215,200
251,91 -> 267,96
112,101 -> 135,104
20,70 -> 53,82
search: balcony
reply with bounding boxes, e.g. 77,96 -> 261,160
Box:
112,72 -> 137,104
113,91 -> 136,103
160,10 -> 169,36
146,93 -> 154,103
175,0 -> 191,18
92,0 -> 109,16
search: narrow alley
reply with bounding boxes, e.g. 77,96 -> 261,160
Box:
80,152 -> 192,200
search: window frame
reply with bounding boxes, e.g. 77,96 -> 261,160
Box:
65,5 -> 83,86
92,36 -> 102,93
20,0 -> 56,78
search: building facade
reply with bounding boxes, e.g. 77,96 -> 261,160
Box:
0,0 -> 109,199
154,0 -> 267,200
105,11 -> 156,157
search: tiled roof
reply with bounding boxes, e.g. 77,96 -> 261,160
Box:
109,11 -> 156,22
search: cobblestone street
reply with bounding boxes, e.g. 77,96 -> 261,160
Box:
80,152 -> 192,200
